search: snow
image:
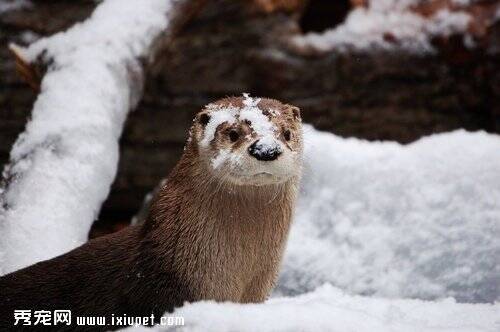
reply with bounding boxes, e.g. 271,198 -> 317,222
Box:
428,10 -> 471,37
240,93 -> 276,139
291,0 -> 472,53
200,105 -> 238,147
0,0 -> 31,14
1,0 -> 497,329
211,149 -> 230,169
211,149 -> 243,170
277,126 -> 500,303
126,284 -> 500,332
0,0 -> 174,275
248,134 -> 282,159
452,0 -> 472,6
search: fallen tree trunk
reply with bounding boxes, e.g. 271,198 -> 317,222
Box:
1,0 -> 499,236
0,0 -> 204,275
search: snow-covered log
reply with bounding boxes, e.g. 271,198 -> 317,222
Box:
0,0 -> 204,275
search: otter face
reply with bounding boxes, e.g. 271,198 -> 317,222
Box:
190,94 -> 303,186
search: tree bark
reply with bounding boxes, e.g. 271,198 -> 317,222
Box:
1,0 -> 498,235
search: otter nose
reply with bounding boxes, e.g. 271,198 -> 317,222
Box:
248,140 -> 282,161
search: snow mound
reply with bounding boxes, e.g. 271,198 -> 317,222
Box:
127,284 -> 500,332
0,0 -> 174,275
124,127 -> 500,332
277,126 -> 500,303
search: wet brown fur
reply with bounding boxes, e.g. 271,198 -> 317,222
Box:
0,97 -> 302,331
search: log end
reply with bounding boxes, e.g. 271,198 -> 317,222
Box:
9,43 -> 41,92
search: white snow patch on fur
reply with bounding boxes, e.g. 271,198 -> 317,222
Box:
201,93 -> 277,148
240,93 -> 276,139
250,134 -> 282,157
200,106 -> 238,147
211,149 -> 230,169
211,149 -> 242,170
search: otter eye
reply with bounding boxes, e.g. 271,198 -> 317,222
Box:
199,113 -> 210,125
284,129 -> 291,141
229,130 -> 239,142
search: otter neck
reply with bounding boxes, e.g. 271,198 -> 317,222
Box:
143,151 -> 299,301
164,149 -> 299,223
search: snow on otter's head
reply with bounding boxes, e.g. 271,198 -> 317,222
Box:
190,94 -> 303,186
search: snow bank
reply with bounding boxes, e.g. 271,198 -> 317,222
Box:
277,126 -> 500,303
127,284 -> 500,332
0,0 -> 174,275
123,127 -> 500,332
291,0 -> 472,53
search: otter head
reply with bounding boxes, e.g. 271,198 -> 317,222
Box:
189,94 -> 303,187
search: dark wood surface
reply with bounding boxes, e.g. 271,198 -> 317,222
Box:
1,0 -> 498,236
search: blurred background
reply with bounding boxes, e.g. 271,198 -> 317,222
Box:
0,0 -> 498,238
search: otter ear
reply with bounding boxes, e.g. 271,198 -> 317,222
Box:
290,106 -> 301,120
198,113 -> 210,126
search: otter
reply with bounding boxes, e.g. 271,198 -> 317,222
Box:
0,95 -> 303,330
